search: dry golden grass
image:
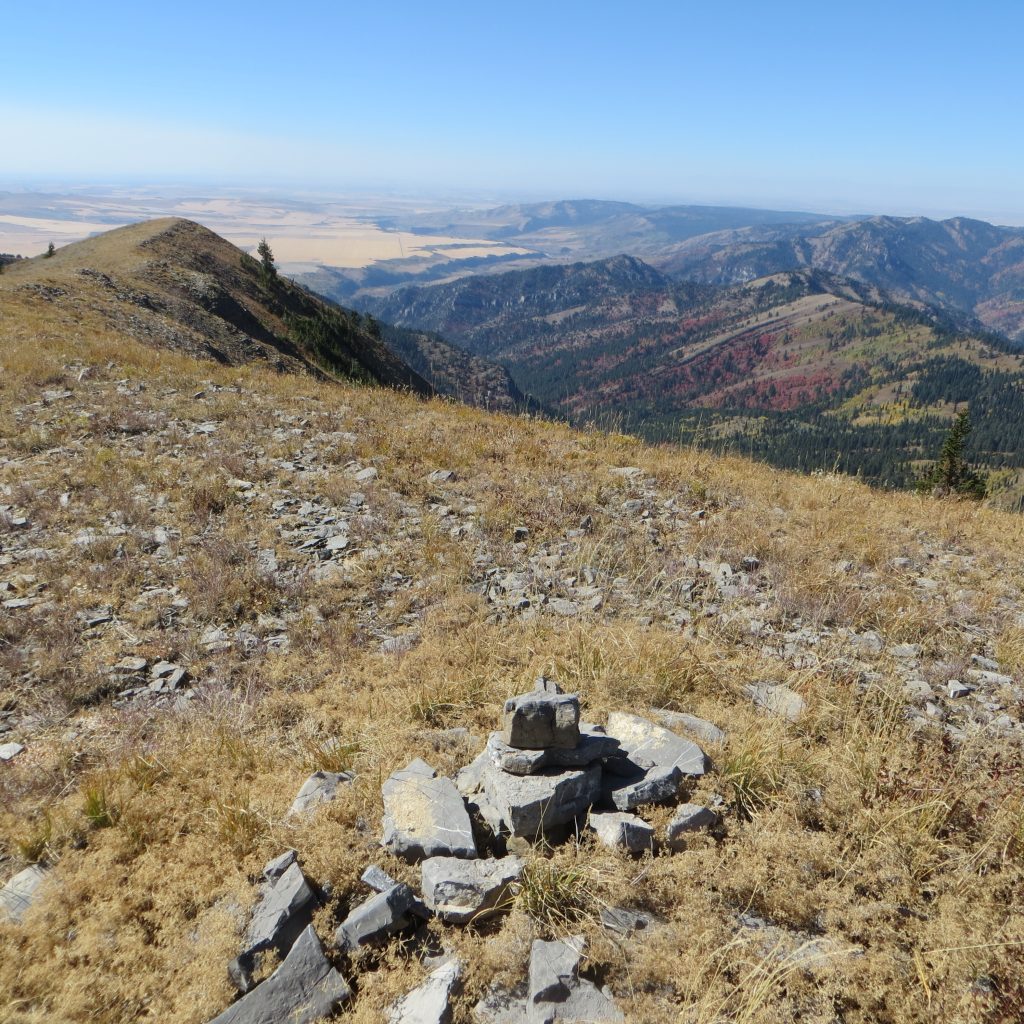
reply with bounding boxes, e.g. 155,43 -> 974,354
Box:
1,287 -> 1024,1023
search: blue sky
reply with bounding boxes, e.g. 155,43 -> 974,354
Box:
4,1 -> 1023,221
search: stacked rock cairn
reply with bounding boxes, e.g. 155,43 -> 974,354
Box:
201,676 -> 718,1024
458,676 -> 712,851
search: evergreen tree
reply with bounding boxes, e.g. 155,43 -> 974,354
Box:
918,408 -> 987,499
256,238 -> 276,282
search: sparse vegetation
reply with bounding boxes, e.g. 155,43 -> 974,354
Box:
1,227 -> 1024,1023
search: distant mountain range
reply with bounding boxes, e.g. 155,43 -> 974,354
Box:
298,200 -> 1024,345
378,198 -> 840,254
366,255 -> 1024,498
9,213 -> 1024,502
654,215 -> 1024,342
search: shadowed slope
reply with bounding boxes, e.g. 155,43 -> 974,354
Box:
0,218 -> 433,394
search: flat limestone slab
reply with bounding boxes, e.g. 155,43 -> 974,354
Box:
421,855 -> 523,924
527,936 -> 623,1024
605,712 -> 709,776
287,770 -> 354,816
602,764 -> 682,811
209,925 -> 351,1024
485,726 -> 618,775
589,811 -> 655,853
382,758 -> 477,862
479,761 -> 601,839
334,883 -> 416,952
229,862 -> 319,993
389,959 -> 461,1024
0,865 -> 47,923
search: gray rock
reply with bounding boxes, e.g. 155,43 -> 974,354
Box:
382,633 -> 419,655
361,864 -> 431,919
334,883 -> 416,952
530,936 -> 584,1003
262,850 -> 297,881
0,865 -> 47,923
903,679 -> 933,701
151,660 -> 184,679
287,770 -> 355,817
474,762 -> 602,839
427,469 -> 456,485
546,598 -> 579,617
361,863 -> 399,893
892,643 -> 922,660
604,712 -> 709,776
650,710 -> 725,746
947,680 -> 975,699
421,855 -> 523,924
455,748 -> 490,799
390,959 -> 461,1024
354,466 -> 378,483
745,683 -> 806,722
0,742 -> 25,762
208,925 -> 351,1024
967,669 -> 1014,687
502,680 -> 580,750
971,654 -> 1001,672
82,608 -> 113,627
484,726 -> 618,775
589,811 -> 654,853
114,656 -> 148,674
599,906 -> 652,936
666,804 -> 719,850
382,758 -> 477,862
527,936 -> 622,1024
603,765 -> 681,812
229,863 -> 319,993
473,982 -> 529,1023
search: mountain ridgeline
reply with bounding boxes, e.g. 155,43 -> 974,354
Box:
0,218 -> 432,393
653,215 -> 1024,342
0,219 -> 534,412
7,214 -> 1024,504
368,255 -> 1024,503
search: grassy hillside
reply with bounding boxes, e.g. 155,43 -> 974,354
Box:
1,279 -> 1023,1022
0,218 -> 432,395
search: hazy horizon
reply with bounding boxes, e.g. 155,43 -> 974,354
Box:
2,179 -> 1023,232
4,2 -> 1023,226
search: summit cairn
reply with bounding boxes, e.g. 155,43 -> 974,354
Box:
459,678 -> 614,841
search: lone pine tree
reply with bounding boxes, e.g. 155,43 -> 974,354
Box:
918,408 -> 987,499
256,238 -> 276,285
